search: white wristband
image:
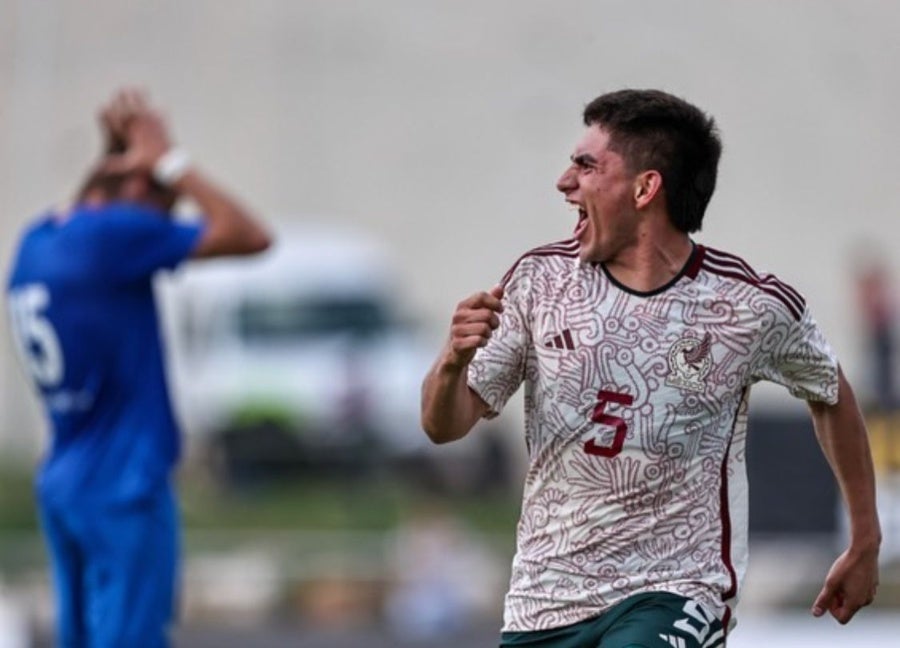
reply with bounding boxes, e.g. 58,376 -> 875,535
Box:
152,148 -> 191,186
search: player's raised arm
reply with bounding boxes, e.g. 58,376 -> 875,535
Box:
102,89 -> 271,258
421,285 -> 503,444
808,366 -> 881,624
171,166 -> 271,258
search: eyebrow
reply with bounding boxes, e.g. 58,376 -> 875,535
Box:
571,153 -> 598,168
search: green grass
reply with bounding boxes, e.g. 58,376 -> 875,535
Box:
0,462 -> 520,535
178,471 -> 521,535
0,462 -> 39,530
0,462 -> 521,575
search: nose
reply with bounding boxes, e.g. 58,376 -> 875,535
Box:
556,165 -> 576,194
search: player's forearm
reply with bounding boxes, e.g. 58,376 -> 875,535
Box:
421,348 -> 484,444
173,167 -> 272,258
809,369 -> 882,550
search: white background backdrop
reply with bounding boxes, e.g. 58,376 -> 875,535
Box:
4,1 -> 899,452
3,0 -> 900,445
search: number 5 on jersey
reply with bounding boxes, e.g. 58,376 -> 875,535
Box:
584,390 -> 634,458
8,283 -> 64,388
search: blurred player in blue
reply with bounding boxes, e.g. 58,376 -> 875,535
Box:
5,88 -> 272,647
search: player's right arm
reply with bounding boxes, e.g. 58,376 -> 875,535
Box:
421,286 -> 503,444
751,294 -> 880,624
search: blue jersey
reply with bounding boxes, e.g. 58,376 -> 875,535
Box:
6,202 -> 203,506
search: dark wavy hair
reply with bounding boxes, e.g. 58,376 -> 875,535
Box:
583,89 -> 722,233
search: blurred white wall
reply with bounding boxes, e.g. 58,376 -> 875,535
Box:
2,0 -> 900,452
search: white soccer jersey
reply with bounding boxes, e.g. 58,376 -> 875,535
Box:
468,240 -> 839,633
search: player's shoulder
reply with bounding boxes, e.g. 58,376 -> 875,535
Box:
64,202 -> 179,253
11,211 -> 67,264
698,244 -> 806,321
499,238 -> 580,289
44,202 -> 166,240
89,200 -> 168,225
15,214 -> 51,245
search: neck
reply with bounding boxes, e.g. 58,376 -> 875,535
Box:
603,227 -> 694,293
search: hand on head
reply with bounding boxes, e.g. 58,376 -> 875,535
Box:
98,87 -> 141,153
99,88 -> 173,176
446,284 -> 504,368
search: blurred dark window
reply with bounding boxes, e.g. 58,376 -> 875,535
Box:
237,296 -> 390,342
747,411 -> 837,535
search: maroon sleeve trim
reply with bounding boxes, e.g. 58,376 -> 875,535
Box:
702,247 -> 806,320
499,239 -> 579,289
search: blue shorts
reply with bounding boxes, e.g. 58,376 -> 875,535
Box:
39,486 -> 179,648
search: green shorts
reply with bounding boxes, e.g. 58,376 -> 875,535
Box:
500,592 -> 726,648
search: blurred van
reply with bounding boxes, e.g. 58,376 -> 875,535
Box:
160,225 -> 505,490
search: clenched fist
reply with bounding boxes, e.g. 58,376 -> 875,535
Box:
445,284 -> 504,368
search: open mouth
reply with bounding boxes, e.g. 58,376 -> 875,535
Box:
572,207 -> 588,239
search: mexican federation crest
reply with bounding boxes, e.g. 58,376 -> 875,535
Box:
665,332 -> 712,393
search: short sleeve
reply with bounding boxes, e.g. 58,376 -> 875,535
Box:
96,203 -> 204,283
750,305 -> 839,404
467,264 -> 532,417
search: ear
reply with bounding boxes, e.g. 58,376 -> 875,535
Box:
633,170 -> 663,210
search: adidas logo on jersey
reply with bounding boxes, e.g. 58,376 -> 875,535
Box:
544,329 -> 575,350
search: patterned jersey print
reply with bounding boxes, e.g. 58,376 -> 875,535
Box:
468,241 -> 839,633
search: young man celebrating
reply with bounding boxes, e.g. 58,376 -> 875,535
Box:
421,89 -> 880,647
6,89 -> 271,647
